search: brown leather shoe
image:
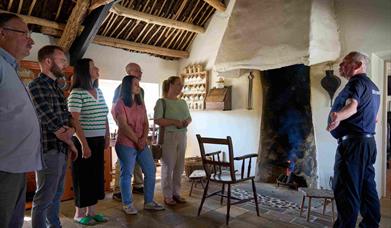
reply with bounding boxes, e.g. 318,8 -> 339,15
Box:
164,198 -> 176,205
173,195 -> 186,203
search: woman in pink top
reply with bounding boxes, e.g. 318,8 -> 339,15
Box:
114,76 -> 164,214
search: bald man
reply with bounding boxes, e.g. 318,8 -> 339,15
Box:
327,51 -> 381,228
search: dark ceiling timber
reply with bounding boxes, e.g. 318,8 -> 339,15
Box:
69,1 -> 117,65
0,0 -> 225,60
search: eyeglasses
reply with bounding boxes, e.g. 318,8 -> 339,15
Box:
2,27 -> 32,38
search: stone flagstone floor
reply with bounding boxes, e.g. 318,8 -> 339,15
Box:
22,171 -> 391,228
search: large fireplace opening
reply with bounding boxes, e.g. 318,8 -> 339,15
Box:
257,64 -> 317,188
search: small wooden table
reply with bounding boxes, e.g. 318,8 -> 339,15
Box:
298,187 -> 335,222
188,170 -> 206,196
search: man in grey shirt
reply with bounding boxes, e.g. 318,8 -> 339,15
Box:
0,13 -> 43,228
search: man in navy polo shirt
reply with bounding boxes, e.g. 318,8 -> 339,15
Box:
327,51 -> 381,228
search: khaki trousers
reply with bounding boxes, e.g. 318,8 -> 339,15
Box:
114,161 -> 143,191
161,131 -> 187,198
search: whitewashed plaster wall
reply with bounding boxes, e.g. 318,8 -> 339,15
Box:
25,33 -> 178,84
312,0 -> 391,194
214,0 -> 340,72
179,0 -> 262,175
308,0 -> 341,65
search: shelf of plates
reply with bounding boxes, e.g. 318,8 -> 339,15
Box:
181,64 -> 209,110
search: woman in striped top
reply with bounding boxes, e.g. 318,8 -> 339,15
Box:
68,58 -> 109,225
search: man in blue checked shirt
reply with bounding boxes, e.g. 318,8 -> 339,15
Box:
0,13 -> 43,228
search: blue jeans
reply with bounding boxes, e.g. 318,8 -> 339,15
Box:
31,150 -> 67,228
115,144 -> 156,206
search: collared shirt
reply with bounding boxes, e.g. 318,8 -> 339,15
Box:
0,48 -> 43,173
329,73 -> 380,139
28,73 -> 71,153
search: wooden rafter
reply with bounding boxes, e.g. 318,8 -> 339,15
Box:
0,9 -> 65,30
28,0 -> 37,16
94,35 -> 189,58
110,3 -> 205,34
69,1 -> 114,65
7,0 -> 14,11
90,0 -> 117,11
203,0 -> 226,12
17,0 -> 23,14
55,0 -> 64,20
57,0 -> 90,52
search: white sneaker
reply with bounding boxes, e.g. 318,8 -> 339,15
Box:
123,204 -> 138,215
144,201 -> 165,211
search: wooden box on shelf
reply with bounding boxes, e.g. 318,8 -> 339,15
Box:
205,86 -> 232,111
181,64 -> 209,111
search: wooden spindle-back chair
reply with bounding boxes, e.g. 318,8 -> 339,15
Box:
196,134 -> 260,225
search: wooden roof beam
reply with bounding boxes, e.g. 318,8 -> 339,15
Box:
203,0 -> 226,12
69,2 -> 114,65
90,0 -> 117,11
57,0 -> 90,52
94,35 -> 189,58
110,3 -> 205,34
0,10 -> 188,59
0,9 -> 65,30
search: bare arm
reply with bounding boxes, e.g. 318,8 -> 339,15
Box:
155,118 -> 183,128
104,118 -> 110,149
117,113 -> 139,143
141,116 -> 149,139
183,117 -> 192,127
70,112 -> 91,158
327,98 -> 358,131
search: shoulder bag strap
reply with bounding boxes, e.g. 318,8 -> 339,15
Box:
158,98 -> 166,144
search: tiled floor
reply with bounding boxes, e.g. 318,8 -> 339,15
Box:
22,175 -> 391,228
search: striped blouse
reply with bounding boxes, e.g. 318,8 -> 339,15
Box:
68,88 -> 109,137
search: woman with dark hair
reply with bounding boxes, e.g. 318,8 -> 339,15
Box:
114,75 -> 164,214
67,58 -> 109,225
154,76 -> 191,205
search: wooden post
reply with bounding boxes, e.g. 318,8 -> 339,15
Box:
57,0 -> 90,52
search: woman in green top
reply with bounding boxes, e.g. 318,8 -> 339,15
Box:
154,76 -> 192,205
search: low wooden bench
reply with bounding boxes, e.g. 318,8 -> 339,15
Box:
188,169 -> 206,196
298,187 -> 335,222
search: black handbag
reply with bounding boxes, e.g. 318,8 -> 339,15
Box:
151,99 -> 166,160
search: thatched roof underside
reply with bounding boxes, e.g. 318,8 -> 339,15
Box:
0,0 -> 225,60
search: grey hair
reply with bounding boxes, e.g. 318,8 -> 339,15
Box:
348,51 -> 370,69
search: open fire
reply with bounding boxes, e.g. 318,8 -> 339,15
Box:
276,160 -> 308,189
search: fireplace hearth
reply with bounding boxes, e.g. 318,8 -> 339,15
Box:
257,64 -> 317,187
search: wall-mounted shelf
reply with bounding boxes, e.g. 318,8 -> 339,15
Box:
181,64 -> 209,111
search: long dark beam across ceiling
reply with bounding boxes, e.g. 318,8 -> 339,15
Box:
69,1 -> 117,66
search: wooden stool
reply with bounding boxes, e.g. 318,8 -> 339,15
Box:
188,170 -> 206,196
298,187 -> 335,222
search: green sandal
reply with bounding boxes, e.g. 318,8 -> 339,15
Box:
92,214 -> 108,223
74,216 -> 96,225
